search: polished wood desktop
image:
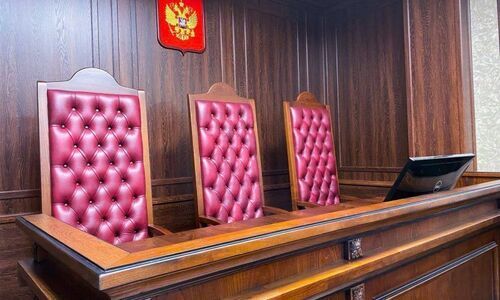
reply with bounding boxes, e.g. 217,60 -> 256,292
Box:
17,179 -> 500,299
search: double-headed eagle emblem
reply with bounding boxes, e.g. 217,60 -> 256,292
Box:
165,0 -> 198,41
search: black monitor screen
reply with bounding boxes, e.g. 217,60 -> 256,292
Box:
385,154 -> 475,201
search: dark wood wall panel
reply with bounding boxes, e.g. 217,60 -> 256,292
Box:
324,0 -> 408,181
336,0 -> 408,170
405,0 -> 474,157
325,0 -> 474,181
245,2 -> 300,171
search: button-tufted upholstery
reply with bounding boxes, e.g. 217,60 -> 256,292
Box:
289,105 -> 340,206
46,89 -> 149,244
194,100 -> 264,223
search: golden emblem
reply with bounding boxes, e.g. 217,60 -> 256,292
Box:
165,0 -> 198,41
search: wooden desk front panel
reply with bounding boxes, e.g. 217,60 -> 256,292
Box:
132,197 -> 499,299
322,229 -> 499,300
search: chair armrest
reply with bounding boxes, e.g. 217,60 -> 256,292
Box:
262,206 -> 289,215
148,224 -> 172,236
198,216 -> 223,226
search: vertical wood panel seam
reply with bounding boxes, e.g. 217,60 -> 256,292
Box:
91,0 -> 100,68
90,0 -> 95,67
455,0 -> 465,155
111,0 -> 119,77
231,0 -> 237,88
305,13 -> 310,91
218,0 -> 225,83
334,26 -> 343,168
129,0 -> 139,88
132,0 -> 140,87
321,15 -> 327,105
243,4 -> 249,97
296,14 -> 301,91
403,0 -> 415,156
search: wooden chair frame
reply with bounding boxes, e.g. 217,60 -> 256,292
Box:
188,83 -> 287,226
37,68 -> 170,236
283,92 -> 339,210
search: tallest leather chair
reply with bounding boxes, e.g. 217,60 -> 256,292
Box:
37,68 -> 170,245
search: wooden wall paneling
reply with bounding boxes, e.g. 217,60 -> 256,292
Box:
323,16 -> 342,174
405,0 -> 474,157
115,0 -> 140,88
218,0 -> 236,86
91,0 -> 114,74
243,1 -> 304,173
334,0 -> 408,173
305,10 -> 327,101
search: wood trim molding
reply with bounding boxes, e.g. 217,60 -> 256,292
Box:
339,166 -> 401,173
0,189 -> 40,200
373,241 -> 498,299
339,180 -> 393,188
151,177 -> 192,187
151,170 -> 289,187
0,212 -> 37,224
463,172 -> 500,179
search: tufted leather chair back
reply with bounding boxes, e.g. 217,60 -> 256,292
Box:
38,68 -> 153,245
188,83 -> 265,224
283,92 -> 340,210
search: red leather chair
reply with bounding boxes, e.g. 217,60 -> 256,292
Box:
38,68 -> 170,245
283,92 -> 340,210
188,83 -> 288,226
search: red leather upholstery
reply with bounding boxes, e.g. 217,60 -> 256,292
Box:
194,100 -> 264,223
290,106 -> 340,206
47,89 -> 149,244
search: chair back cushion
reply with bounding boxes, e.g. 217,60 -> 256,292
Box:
194,100 -> 264,223
47,89 -> 149,244
289,105 -> 340,206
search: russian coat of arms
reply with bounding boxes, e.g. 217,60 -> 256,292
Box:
157,0 -> 205,54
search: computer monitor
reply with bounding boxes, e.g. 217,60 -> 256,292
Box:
385,153 -> 475,201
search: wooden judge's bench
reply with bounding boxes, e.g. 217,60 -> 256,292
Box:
16,177 -> 500,299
